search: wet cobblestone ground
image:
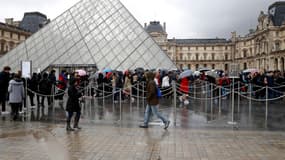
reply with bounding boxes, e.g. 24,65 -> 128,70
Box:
0,97 -> 285,160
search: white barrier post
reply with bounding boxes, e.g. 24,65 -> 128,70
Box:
205,81 -> 208,112
172,81 -> 177,126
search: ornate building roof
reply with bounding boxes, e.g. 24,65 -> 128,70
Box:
168,38 -> 230,44
145,21 -> 166,33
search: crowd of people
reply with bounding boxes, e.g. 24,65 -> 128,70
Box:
1,65 -> 285,130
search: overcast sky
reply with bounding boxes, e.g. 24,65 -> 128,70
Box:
0,0 -> 277,39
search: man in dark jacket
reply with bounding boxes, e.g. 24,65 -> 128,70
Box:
0,66 -> 11,114
139,71 -> 170,129
65,78 -> 83,131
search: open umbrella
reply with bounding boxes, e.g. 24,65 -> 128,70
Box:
205,70 -> 219,78
178,70 -> 193,79
198,67 -> 211,72
243,68 -> 259,74
193,71 -> 200,76
103,68 -> 112,73
75,69 -> 87,76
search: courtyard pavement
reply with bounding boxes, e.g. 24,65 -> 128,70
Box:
0,96 -> 285,160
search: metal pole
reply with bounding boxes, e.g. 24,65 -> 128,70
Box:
194,82 -> 196,99
119,89 -> 122,122
237,81 -> 240,113
210,83 -> 213,117
228,78 -> 237,125
137,82 -> 139,108
219,86 -> 221,113
205,81 -> 208,113
103,83 -> 105,106
172,81 -> 177,126
142,82 -> 145,108
249,83 -> 252,119
265,86 -> 268,123
25,78 -> 28,116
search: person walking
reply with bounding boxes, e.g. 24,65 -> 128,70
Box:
8,73 -> 25,120
0,66 -> 11,114
65,78 -> 83,131
139,71 -> 170,129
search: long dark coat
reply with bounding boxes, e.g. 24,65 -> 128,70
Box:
66,85 -> 82,112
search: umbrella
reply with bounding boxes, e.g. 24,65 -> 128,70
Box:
198,67 -> 211,72
206,70 -> 219,78
75,69 -> 87,76
193,71 -> 200,76
178,70 -> 193,79
103,68 -> 112,73
243,68 -> 259,74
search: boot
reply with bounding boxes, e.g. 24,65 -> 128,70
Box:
66,120 -> 74,131
73,116 -> 81,129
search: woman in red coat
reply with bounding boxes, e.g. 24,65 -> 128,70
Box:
179,77 -> 189,104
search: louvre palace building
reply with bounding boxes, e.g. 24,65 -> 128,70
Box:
145,2 -> 285,73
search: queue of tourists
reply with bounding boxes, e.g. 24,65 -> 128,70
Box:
1,66 -> 285,131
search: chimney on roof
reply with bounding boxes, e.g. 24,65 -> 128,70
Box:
5,18 -> 13,25
144,23 -> 147,28
163,22 -> 166,31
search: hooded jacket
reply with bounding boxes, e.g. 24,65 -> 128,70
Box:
8,78 -> 25,103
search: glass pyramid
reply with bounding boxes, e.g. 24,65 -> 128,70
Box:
0,0 -> 176,72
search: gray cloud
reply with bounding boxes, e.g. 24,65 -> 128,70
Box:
0,0 -> 278,39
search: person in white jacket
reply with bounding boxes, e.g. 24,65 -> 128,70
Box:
8,73 -> 25,120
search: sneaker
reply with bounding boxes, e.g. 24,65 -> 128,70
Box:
164,121 -> 170,130
139,124 -> 148,128
19,111 -> 24,114
1,111 -> 10,115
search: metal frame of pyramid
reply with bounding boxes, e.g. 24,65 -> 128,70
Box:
0,0 -> 177,72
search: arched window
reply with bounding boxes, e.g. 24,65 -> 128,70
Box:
196,53 -> 199,60
212,53 -> 215,60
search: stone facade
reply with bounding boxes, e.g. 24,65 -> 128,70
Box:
0,22 -> 31,56
145,2 -> 285,72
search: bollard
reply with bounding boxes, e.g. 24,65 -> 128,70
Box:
172,81 -> 177,126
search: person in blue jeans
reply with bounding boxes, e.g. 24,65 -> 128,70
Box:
140,71 -> 170,129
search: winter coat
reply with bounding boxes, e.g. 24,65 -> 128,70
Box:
28,76 -> 38,96
66,85 -> 82,112
179,77 -> 189,94
8,78 -> 25,103
162,76 -> 170,88
146,80 -> 159,105
39,78 -> 52,94
0,71 -> 10,93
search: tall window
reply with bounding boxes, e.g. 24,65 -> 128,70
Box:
204,46 -> 206,50
188,64 -> 191,70
275,42 -> 280,51
212,46 -> 214,50
196,53 -> 199,60
225,46 -> 228,50
203,53 -> 207,60
212,64 -> 215,69
225,54 -> 228,60
180,53 -> 183,60
212,53 -> 215,60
